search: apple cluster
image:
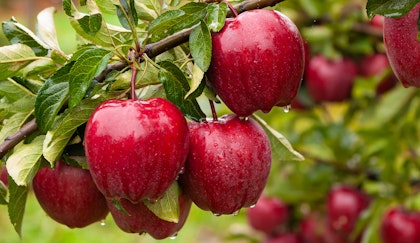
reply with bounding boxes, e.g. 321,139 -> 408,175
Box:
296,2 -> 420,109
27,8 -> 306,240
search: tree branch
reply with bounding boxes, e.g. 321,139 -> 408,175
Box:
0,0 -> 285,159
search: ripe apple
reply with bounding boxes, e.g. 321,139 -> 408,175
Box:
247,195 -> 289,234
380,207 -> 420,243
326,185 -> 370,238
32,161 -> 109,228
359,53 -> 398,94
208,9 -> 305,117
179,114 -> 272,215
107,191 -> 192,240
84,98 -> 189,203
306,55 -> 358,102
299,212 -> 347,243
300,213 -> 326,243
263,233 -> 302,243
1,166 -> 8,187
383,3 -> 420,87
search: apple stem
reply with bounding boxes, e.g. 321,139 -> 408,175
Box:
128,48 -> 139,100
209,100 -> 218,121
223,0 -> 239,17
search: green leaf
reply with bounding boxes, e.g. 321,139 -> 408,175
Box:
206,2 -> 228,32
189,21 -> 212,72
252,115 -> 304,162
134,0 -> 161,21
366,0 -> 420,18
34,62 -> 72,132
6,135 -> 44,186
36,7 -> 62,51
0,112 -> 33,145
68,48 -> 112,108
116,0 -> 138,30
43,98 -> 105,164
77,13 -> 103,36
8,179 -> 29,238
0,44 -> 38,80
0,79 -> 34,102
2,19 -> 49,56
148,2 -> 208,42
185,63 -> 204,99
144,182 -> 180,222
0,180 -> 7,204
158,61 -> 205,121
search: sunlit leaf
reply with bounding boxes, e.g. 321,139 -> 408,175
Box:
252,114 -> 304,162
2,19 -> 49,56
0,44 -> 39,80
206,2 -> 227,32
144,182 -> 180,222
6,135 -> 44,186
37,7 -> 62,51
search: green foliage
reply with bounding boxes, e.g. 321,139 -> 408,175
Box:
366,0 -> 420,18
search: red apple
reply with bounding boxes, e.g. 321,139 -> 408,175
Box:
84,98 -> 189,203
247,195 -> 289,234
359,53 -> 398,94
306,55 -> 358,102
300,213 -> 326,243
380,207 -> 420,243
32,161 -> 109,228
179,114 -> 272,215
263,233 -> 302,243
1,166 -> 8,187
208,9 -> 305,116
383,3 -> 420,87
107,190 -> 192,240
326,185 -> 370,238
370,15 -> 385,30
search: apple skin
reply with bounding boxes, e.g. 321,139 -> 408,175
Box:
380,207 -> 420,243
1,166 -> 8,187
359,53 -> 398,94
383,3 -> 420,88
306,55 -> 358,102
107,191 -> 192,240
32,161 -> 109,228
326,185 -> 370,239
179,114 -> 272,215
208,9 -> 305,117
263,233 -> 302,243
84,98 -> 189,203
247,195 -> 289,234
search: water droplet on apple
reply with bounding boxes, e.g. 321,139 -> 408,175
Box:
100,219 -> 106,226
178,167 -> 185,175
232,210 -> 240,216
283,105 -> 291,113
169,232 -> 178,240
213,212 -> 222,217
249,204 -> 256,208
148,198 -> 158,204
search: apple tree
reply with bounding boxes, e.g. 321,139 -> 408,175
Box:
0,0 -> 419,242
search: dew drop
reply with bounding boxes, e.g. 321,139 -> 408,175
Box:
100,219 -> 106,226
232,210 -> 240,216
178,167 -> 185,175
213,212 -> 222,217
283,105 -> 291,113
249,204 -> 256,208
169,232 -> 178,240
